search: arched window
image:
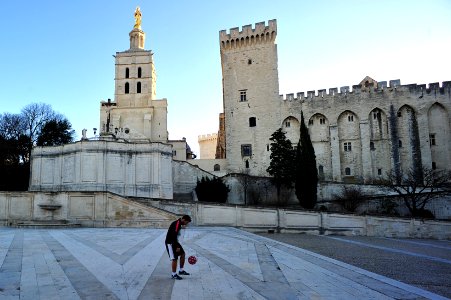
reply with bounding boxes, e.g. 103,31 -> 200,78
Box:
137,82 -> 141,93
370,141 -> 375,150
214,164 -> 220,171
345,167 -> 351,176
125,82 -> 129,94
138,67 -> 142,78
125,68 -> 129,78
249,117 -> 256,127
245,160 -> 249,168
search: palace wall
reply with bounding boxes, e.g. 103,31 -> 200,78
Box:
278,81 -> 451,182
219,20 -> 451,182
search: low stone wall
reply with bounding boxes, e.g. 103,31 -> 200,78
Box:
194,204 -> 451,239
0,192 -> 176,228
141,200 -> 451,239
2,191 -> 450,239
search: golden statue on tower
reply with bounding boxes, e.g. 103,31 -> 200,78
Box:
134,7 -> 142,29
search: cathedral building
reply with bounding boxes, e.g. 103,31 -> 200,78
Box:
215,20 -> 451,183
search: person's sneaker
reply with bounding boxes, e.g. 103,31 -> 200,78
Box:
179,270 -> 190,275
172,274 -> 183,280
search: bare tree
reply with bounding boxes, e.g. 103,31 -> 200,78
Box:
376,166 -> 451,217
21,103 -> 56,145
20,103 -> 57,161
0,113 -> 26,139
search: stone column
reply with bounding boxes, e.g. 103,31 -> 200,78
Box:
359,120 -> 372,182
416,115 -> 432,169
329,125 -> 341,181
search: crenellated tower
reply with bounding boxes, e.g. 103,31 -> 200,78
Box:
220,20 -> 280,175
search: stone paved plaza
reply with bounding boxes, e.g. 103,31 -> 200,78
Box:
0,227 -> 448,300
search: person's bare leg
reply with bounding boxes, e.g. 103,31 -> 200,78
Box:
180,253 -> 185,269
172,259 -> 177,273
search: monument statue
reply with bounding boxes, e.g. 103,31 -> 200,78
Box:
134,7 -> 142,29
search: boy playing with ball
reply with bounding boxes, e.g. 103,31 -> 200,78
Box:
165,215 -> 192,280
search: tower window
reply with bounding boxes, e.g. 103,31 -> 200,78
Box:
241,144 -> 252,157
348,115 -> 354,122
370,141 -> 375,150
125,82 -> 129,94
137,82 -> 141,93
214,164 -> 220,171
378,168 -> 382,175
267,144 -> 269,151
245,160 -> 249,168
398,140 -> 402,147
429,134 -> 436,146
345,167 -> 351,176
248,59 -> 252,65
239,90 -> 247,102
249,117 -> 256,127
125,68 -> 129,78
285,121 -> 291,127
432,162 -> 437,170
397,111 -> 402,117
138,67 -> 142,78
320,118 -> 325,125
308,119 -> 313,125
344,142 -> 352,152
318,165 -> 324,176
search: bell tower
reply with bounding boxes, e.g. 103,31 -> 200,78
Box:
99,7 -> 167,142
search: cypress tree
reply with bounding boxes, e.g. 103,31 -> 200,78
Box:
267,128 -> 296,203
295,111 -> 318,209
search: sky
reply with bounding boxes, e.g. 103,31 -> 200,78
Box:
1,0 -> 450,157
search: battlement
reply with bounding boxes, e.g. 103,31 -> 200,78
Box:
279,80 -> 451,101
220,20 -> 277,50
198,133 -> 218,142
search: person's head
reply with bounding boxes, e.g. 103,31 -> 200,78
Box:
180,215 -> 191,225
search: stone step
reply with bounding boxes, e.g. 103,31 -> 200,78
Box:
173,193 -> 193,202
13,220 -> 82,229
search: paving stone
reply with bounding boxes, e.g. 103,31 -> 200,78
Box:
0,227 -> 447,300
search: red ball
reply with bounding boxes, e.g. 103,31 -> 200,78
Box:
188,255 -> 197,265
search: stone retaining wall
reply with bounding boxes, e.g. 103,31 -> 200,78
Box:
1,191 -> 449,239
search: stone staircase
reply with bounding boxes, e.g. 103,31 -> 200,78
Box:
173,192 -> 193,202
12,219 -> 82,229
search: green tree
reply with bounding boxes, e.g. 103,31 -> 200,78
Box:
295,111 -> 318,209
267,128 -> 296,203
37,118 -> 75,146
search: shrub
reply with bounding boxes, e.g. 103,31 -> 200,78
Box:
378,198 -> 399,216
415,208 -> 435,219
195,176 -> 230,203
333,186 -> 365,212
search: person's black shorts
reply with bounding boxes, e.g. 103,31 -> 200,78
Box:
166,243 -> 185,260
